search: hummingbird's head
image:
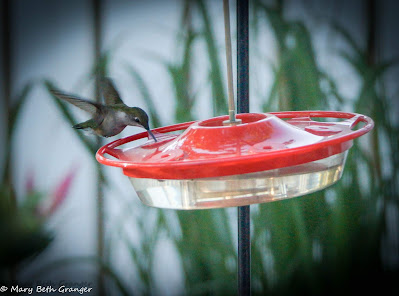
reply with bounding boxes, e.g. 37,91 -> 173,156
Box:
127,107 -> 157,141
127,107 -> 150,129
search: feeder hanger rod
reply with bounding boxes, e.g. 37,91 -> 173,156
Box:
223,0 -> 239,124
237,0 -> 250,295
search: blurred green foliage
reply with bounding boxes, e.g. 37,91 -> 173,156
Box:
0,185 -> 52,273
0,82 -> 51,282
258,1 -> 327,111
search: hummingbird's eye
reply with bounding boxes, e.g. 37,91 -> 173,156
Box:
134,117 -> 140,123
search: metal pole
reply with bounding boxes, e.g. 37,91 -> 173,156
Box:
223,0 -> 236,122
223,0 -> 241,125
237,0 -> 250,295
92,1 -> 105,295
237,0 -> 249,114
238,206 -> 250,296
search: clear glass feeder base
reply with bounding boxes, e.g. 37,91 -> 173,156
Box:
129,152 -> 347,210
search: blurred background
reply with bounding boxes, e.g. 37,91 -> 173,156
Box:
1,0 -> 398,295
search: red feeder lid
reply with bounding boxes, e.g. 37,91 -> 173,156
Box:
96,111 -> 374,180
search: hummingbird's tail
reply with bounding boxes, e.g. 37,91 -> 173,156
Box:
72,120 -> 98,137
73,123 -> 85,129
73,119 -> 97,130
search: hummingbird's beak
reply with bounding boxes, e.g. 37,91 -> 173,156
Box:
146,128 -> 157,142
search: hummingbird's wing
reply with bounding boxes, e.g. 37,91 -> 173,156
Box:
100,77 -> 125,105
51,91 -> 103,116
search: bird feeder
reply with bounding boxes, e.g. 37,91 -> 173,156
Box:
96,111 -> 373,210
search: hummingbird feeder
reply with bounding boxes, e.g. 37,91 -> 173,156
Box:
96,0 -> 374,295
96,111 -> 373,210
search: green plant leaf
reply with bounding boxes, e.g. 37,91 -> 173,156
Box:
8,82 -> 34,138
196,0 -> 228,116
331,22 -> 365,61
125,64 -> 162,128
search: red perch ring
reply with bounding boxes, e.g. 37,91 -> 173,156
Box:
96,111 -> 374,180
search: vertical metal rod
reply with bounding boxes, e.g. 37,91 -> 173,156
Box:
2,0 -> 17,284
238,206 -> 251,296
237,0 -> 249,115
237,0 -> 250,295
2,0 -> 11,122
92,0 -> 105,295
223,0 -> 236,122
2,0 -> 13,198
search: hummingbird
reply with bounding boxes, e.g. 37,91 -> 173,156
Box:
51,77 -> 157,141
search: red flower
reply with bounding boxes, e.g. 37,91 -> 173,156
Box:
39,166 -> 77,217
